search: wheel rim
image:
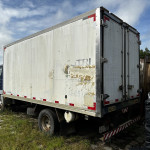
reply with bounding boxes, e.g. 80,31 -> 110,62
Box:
41,115 -> 51,131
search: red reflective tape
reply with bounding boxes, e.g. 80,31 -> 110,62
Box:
88,107 -> 95,110
33,97 -> 36,99
17,95 -> 19,97
104,99 -> 110,105
115,99 -> 119,102
69,103 -> 74,106
55,101 -> 59,103
11,94 -> 13,95
24,96 -> 27,98
43,99 -> 46,101
88,102 -> 96,110
88,13 -> 96,21
104,15 -> 109,22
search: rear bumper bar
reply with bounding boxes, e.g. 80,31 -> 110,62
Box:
101,116 -> 141,141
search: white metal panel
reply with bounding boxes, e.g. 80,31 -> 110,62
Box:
103,17 -> 123,103
4,10 -> 98,113
127,31 -> 139,98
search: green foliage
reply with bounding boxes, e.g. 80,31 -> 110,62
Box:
140,47 -> 150,59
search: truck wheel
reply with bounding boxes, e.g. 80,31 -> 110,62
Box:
38,109 -> 58,136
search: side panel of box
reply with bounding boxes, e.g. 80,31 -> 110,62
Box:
4,10 -> 98,114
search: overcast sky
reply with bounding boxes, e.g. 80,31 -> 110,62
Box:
0,0 -> 149,64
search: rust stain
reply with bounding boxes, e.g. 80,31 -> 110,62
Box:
84,75 -> 91,81
92,82 -> 95,86
65,64 -> 95,85
64,65 -> 70,74
88,92 -> 95,95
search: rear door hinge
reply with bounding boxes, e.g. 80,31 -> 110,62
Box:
101,57 -> 108,63
101,19 -> 108,28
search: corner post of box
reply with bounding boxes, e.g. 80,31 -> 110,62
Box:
95,8 -> 101,117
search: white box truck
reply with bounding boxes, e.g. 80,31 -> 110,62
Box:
1,7 -> 141,140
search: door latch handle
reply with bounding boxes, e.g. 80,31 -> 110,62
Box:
128,85 -> 134,89
119,85 -> 123,90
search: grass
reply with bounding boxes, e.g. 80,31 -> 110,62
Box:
0,110 -> 144,150
0,110 -> 91,150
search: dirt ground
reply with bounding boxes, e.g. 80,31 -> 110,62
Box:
75,119 -> 145,150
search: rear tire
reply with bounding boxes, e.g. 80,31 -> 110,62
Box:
38,109 -> 59,136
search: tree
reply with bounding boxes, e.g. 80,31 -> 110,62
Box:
140,47 -> 150,59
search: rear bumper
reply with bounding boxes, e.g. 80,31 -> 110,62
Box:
102,98 -> 140,115
101,116 -> 141,141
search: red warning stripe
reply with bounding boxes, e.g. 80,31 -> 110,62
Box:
88,13 -> 96,21
103,116 -> 140,141
104,99 -> 120,105
104,99 -> 110,105
69,103 -> 74,106
104,15 -> 110,22
55,101 -> 59,103
88,102 -> 96,110
24,96 -> 27,98
115,99 -> 119,102
43,99 -> 46,101
33,97 -> 36,99
17,94 -> 19,97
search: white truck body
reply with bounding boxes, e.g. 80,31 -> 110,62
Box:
3,7 -> 140,118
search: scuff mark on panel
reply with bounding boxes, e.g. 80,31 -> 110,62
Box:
49,70 -> 54,79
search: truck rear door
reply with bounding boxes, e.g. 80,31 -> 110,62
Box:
102,14 -> 140,106
126,28 -> 140,99
103,15 -> 123,105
